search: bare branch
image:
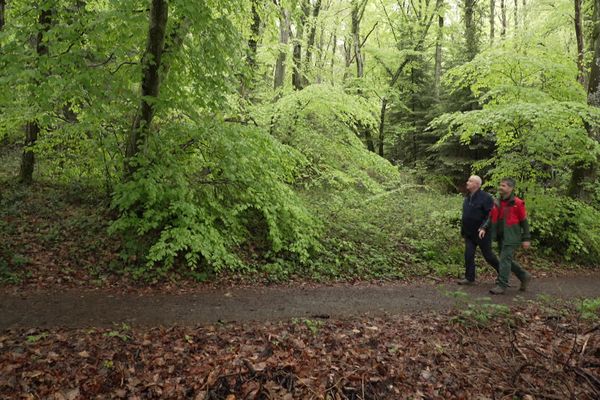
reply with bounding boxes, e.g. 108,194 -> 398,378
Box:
87,53 -> 115,68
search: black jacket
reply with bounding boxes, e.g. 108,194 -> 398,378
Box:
461,189 -> 494,239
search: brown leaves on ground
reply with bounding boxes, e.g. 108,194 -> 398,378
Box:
1,304 -> 598,399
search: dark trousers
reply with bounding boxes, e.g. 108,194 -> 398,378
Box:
464,234 -> 499,282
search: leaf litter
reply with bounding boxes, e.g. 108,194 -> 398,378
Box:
0,303 -> 598,399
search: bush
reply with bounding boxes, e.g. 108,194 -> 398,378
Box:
109,119 -> 320,278
528,193 -> 600,263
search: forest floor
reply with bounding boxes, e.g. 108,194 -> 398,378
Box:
1,275 -> 600,399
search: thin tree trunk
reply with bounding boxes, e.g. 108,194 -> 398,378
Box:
240,0 -> 261,98
464,0 -> 478,60
124,0 -> 168,176
342,38 -> 352,82
0,0 -> 5,146
20,4 -> 52,184
247,0 -> 261,69
575,0 -> 586,85
490,0 -> 495,43
500,0 -> 506,37
378,97 -> 387,156
0,0 -> 5,30
292,0 -> 310,90
569,0 -> 600,199
304,0 -> 322,86
274,8 -> 290,90
315,26 -> 328,83
434,11 -> 444,99
351,0 -> 367,79
588,1 -> 600,105
513,0 -> 518,30
411,68 -> 417,165
330,32 -> 337,84
351,1 -> 373,151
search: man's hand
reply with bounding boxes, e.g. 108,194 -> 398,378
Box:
478,229 -> 486,239
522,241 -> 531,249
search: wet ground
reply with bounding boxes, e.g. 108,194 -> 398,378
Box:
2,273 -> 599,329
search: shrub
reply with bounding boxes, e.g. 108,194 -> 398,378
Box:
528,193 -> 600,263
109,119 -> 320,278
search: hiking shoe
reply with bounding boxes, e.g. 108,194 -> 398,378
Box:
489,285 -> 506,295
457,279 -> 475,286
519,273 -> 532,291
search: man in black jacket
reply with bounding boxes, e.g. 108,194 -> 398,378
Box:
457,175 -> 499,285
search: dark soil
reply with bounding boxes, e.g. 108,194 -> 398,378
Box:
2,273 -> 599,329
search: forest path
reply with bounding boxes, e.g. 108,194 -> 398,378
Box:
2,273 -> 599,329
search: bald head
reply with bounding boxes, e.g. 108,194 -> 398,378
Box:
466,175 -> 482,194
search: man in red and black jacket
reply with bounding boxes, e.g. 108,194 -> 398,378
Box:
480,178 -> 532,295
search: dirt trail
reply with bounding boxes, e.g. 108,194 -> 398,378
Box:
1,274 -> 599,329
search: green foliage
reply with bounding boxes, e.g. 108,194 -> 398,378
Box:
433,44 -> 600,191
267,84 -> 398,193
301,182 -> 464,279
26,332 -> 49,343
0,259 -> 26,285
578,297 -> 600,320
109,119 -> 320,278
104,323 -> 131,342
251,85 -> 466,280
3,0 -> 596,285
448,292 -> 512,327
528,193 -> 600,263
292,318 -> 324,336
455,302 -> 511,327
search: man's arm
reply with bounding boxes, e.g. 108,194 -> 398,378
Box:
479,193 -> 494,231
518,200 -> 531,248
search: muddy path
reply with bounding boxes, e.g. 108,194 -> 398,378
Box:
2,274 -> 599,329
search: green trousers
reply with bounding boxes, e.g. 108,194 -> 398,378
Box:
496,242 -> 528,288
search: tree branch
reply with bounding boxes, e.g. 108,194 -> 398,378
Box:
348,21 -> 378,64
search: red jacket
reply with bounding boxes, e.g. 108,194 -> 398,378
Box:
484,194 -> 531,245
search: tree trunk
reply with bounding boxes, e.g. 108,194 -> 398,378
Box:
513,0 -> 518,30
500,0 -> 506,37
330,32 -> 337,84
351,1 -> 373,151
292,0 -> 310,90
351,0 -> 367,79
304,0 -> 322,86
240,0 -> 261,98
124,0 -> 168,176
315,26 -> 328,83
490,0 -> 495,43
19,4 -> 52,184
247,0 -> 261,69
0,0 -> 5,145
434,11 -> 444,99
274,8 -> 290,90
569,0 -> 600,199
378,97 -> 387,156
0,0 -> 5,30
343,38 -> 352,82
575,0 -> 586,85
464,0 -> 478,60
588,1 -> 600,107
